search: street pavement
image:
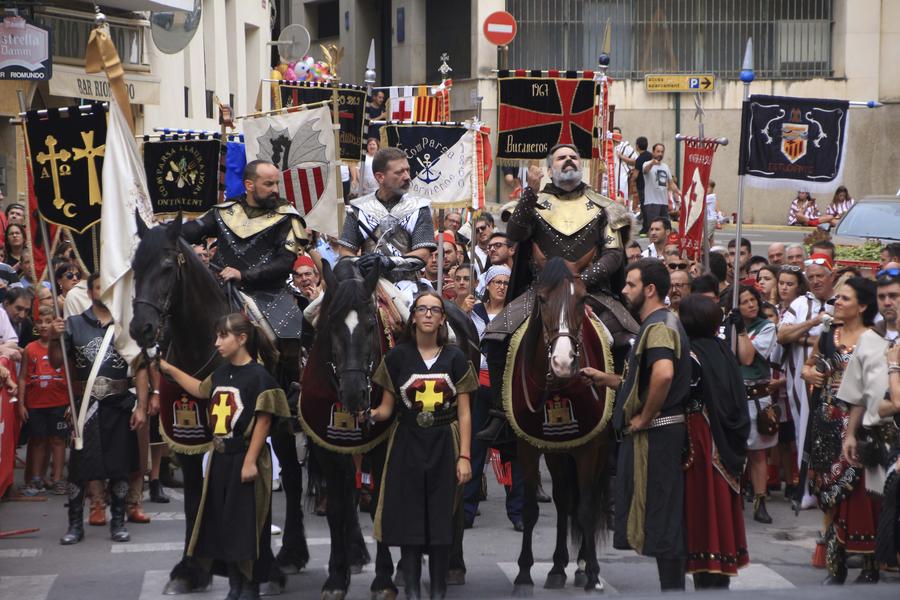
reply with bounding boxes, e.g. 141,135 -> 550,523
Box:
2,448 -> 899,600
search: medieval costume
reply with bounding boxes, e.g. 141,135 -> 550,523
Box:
182,195 -> 307,340
188,361 -> 290,594
480,182 -> 636,443
372,342 -> 478,598
808,326 -> 881,583
684,338 -> 751,588
613,308 -> 690,591
182,194 -> 310,572
60,308 -> 138,545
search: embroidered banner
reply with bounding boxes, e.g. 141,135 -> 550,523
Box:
497,70 -> 596,161
738,95 -> 849,192
274,81 -> 368,161
381,121 -> 490,209
243,105 -> 340,237
387,80 -> 452,123
24,103 -> 107,233
678,140 -> 718,261
143,138 -> 222,217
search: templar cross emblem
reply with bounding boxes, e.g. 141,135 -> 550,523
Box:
211,393 -> 233,435
415,380 -> 444,413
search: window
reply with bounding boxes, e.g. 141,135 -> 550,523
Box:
506,0 -> 833,79
316,1 -> 340,39
33,9 -> 148,69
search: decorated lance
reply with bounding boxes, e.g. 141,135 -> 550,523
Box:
16,89 -> 81,450
435,53 -> 452,296
593,21 -> 614,197
732,38 -> 754,326
320,44 -> 346,230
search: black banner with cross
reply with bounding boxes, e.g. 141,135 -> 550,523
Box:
25,103 -> 107,234
143,138 -> 222,217
274,81 -> 368,162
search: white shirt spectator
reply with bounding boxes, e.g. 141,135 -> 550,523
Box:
0,308 -> 18,345
643,162 -> 672,206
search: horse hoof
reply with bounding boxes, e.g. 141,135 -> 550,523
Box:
512,583 -> 534,597
162,578 -> 193,595
350,563 -> 364,575
393,572 -> 404,587
584,580 -> 605,593
322,591 -> 346,600
370,590 -> 398,600
447,568 -> 466,585
544,573 -> 567,589
573,569 -> 587,588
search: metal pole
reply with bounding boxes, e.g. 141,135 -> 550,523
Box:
674,93 -> 681,182
732,38 -> 754,319
16,89 -> 81,450
697,94 -> 710,270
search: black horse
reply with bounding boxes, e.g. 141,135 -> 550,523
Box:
130,215 -> 308,593
305,259 -> 481,600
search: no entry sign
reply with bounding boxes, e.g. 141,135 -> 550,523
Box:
483,11 -> 517,46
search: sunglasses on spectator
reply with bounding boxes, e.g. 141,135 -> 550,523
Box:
414,305 -> 444,316
877,267 -> 900,279
804,257 -> 830,267
781,265 -> 803,273
64,271 -> 81,280
475,225 -> 489,233
667,262 -> 689,271
487,242 -> 508,250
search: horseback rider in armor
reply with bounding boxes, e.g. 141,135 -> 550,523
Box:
479,144 -> 638,444
337,147 -> 436,292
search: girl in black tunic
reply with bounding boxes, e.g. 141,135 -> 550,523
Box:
161,313 -> 289,600
368,292 -> 478,599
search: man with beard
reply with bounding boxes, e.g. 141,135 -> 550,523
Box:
479,144 -> 636,442
471,213 -> 494,280
181,159 -> 312,574
609,259 -> 690,590
338,147 -> 435,298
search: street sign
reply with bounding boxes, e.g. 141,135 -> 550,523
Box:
0,15 -> 51,81
483,11 -> 517,46
644,74 -> 715,93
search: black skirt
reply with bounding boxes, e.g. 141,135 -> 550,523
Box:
379,418 -> 457,547
68,394 -> 138,482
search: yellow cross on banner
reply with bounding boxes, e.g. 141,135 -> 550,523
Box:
211,393 -> 232,435
72,131 -> 105,207
415,380 -> 444,413
35,135 -> 72,210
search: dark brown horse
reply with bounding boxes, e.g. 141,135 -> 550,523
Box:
506,257 -> 614,595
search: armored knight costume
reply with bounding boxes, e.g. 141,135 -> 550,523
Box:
182,195 -> 307,340
338,190 -> 436,290
60,308 -> 138,545
479,182 -> 637,442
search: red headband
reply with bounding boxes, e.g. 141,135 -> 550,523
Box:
435,231 -> 456,246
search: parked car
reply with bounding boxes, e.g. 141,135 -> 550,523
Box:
833,195 -> 900,245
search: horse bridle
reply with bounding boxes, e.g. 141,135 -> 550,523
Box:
325,307 -> 381,399
538,283 -> 583,384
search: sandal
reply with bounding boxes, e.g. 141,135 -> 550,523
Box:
50,480 -> 70,495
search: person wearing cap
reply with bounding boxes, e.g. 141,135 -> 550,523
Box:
290,255 -> 321,305
777,252 -> 835,510
641,217 -> 670,259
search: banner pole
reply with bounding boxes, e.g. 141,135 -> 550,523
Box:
696,94 -> 710,271
732,39 -> 754,332
16,90 -> 82,450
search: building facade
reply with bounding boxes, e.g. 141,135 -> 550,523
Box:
285,0 -> 900,222
0,0 -> 271,207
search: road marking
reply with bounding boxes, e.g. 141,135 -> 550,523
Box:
685,563 -> 794,590
112,542 -> 184,553
118,536 -> 375,553
143,512 -> 185,521
0,575 -> 56,600
0,548 -> 42,558
497,562 -> 617,594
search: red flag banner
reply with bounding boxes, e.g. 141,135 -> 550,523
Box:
678,140 -> 718,260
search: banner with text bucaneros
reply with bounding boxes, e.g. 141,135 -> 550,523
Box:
497,70 -> 597,162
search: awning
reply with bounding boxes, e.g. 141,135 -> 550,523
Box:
48,64 -> 160,105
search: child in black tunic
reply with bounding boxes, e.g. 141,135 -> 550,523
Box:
368,291 -> 478,599
161,313 -> 289,600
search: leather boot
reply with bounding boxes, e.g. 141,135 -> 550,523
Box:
159,456 -> 184,488
855,555 -> 879,583
822,530 -> 847,585
400,545 -> 423,600
109,478 -> 131,542
225,564 -> 243,600
753,495 -> 773,524
656,557 -> 685,591
60,483 -> 85,545
149,479 -> 170,503
476,339 -> 516,446
237,580 -> 260,600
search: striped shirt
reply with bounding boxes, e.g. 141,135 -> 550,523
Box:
787,198 -> 819,226
825,197 -> 854,218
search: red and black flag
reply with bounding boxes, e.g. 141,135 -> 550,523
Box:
497,70 -> 596,162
